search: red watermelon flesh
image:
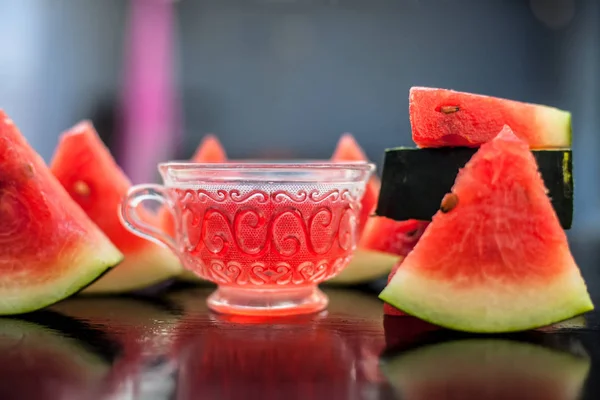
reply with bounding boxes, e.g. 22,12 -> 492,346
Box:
191,134 -> 227,162
360,218 -> 429,258
50,121 -> 181,294
331,133 -> 380,233
380,126 -> 593,333
0,111 -> 123,314
359,217 -> 429,315
410,87 -> 572,149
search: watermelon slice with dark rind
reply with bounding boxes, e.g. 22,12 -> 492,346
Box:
410,87 -> 572,148
50,122 -> 182,294
380,126 -> 593,333
0,111 -> 123,314
381,339 -> 590,400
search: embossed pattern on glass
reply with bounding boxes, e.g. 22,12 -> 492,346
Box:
120,162 -> 374,316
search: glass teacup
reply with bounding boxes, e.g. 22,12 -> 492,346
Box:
120,161 -> 375,316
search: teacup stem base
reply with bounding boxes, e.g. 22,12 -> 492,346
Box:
207,285 -> 328,316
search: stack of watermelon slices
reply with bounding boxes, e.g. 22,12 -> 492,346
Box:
379,87 -> 593,333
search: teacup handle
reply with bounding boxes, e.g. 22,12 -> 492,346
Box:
119,184 -> 177,253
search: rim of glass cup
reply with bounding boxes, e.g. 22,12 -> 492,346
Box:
158,160 -> 376,184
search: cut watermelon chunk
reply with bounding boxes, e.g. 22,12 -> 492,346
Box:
360,218 -> 429,258
331,133 -> 380,233
191,134 -> 227,162
50,121 -> 181,294
380,126 -> 593,333
410,87 -> 572,149
0,112 -> 123,314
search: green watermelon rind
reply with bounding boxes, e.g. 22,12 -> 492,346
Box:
327,249 -> 401,285
536,106 -> 572,148
0,244 -> 123,315
80,246 -> 180,295
379,260 -> 594,334
379,126 -> 592,333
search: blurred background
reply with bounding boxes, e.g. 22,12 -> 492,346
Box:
0,0 -> 599,251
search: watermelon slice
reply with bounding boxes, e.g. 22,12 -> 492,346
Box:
380,126 -> 593,333
50,121 -> 181,294
410,87 -> 572,148
191,134 -> 227,162
360,218 -> 429,259
0,112 -> 123,314
331,133 -> 380,232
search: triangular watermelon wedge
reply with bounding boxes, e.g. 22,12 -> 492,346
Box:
191,134 -> 227,162
50,122 -> 182,294
0,111 -> 123,314
331,133 -> 380,232
380,126 -> 593,333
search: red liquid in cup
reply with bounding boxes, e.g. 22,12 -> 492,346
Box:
169,186 -> 360,288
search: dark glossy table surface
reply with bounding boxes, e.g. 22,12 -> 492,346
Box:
2,284 -> 599,400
